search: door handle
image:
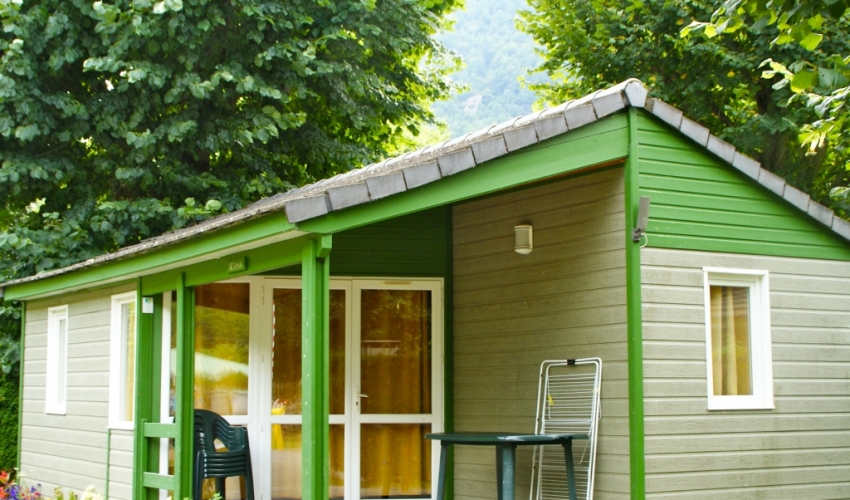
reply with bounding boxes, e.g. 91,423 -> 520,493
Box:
359,394 -> 369,398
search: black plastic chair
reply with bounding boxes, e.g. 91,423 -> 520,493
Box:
193,409 -> 255,500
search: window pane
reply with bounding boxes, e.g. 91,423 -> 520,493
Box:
122,303 -> 136,421
271,289 -> 346,415
270,424 -> 345,500
361,289 -> 431,414
360,424 -> 431,499
57,317 -> 67,406
194,283 -> 250,415
710,285 -> 752,396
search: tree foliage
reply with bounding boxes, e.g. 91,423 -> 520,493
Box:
0,0 -> 460,284
520,0 -> 850,217
684,0 -> 849,175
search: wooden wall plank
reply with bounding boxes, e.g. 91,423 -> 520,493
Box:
641,247 -> 850,498
453,168 -> 629,499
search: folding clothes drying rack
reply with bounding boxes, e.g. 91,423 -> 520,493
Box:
530,358 -> 602,500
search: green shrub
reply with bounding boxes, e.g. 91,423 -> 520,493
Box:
0,371 -> 19,471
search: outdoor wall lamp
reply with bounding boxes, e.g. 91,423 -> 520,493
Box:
514,224 -> 533,254
632,196 -> 651,243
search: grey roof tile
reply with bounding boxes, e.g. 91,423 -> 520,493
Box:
402,161 -> 441,189
646,98 -> 683,129
832,216 -> 850,240
443,132 -> 474,151
679,117 -> 710,147
438,149 -> 476,176
471,135 -> 508,163
623,80 -> 648,107
731,152 -> 760,180
592,90 -> 626,118
535,114 -> 569,141
782,184 -> 811,212
706,136 -> 736,164
284,194 -> 330,223
564,103 -> 597,130
514,109 -> 545,128
503,126 -> 538,151
327,183 -> 370,210
365,173 -> 407,200
757,169 -> 786,197
807,201 -> 835,227
490,116 -> 523,134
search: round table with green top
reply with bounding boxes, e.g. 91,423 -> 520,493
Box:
425,432 -> 589,500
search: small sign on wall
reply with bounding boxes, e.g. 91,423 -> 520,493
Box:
142,297 -> 154,314
228,257 -> 248,274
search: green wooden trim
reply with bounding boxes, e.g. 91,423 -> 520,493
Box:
142,472 -> 176,491
442,206 -> 455,500
144,422 -> 179,439
301,236 -> 331,500
175,279 -> 195,499
141,235 -> 309,295
133,282 -> 162,500
16,303 -> 25,470
625,108 -> 646,500
636,110 -> 850,261
4,212 -> 297,301
299,116 -> 629,234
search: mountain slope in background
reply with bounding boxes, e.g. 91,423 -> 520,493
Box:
433,0 -> 542,138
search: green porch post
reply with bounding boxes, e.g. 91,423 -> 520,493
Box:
625,107 -> 646,499
133,288 -> 164,500
175,276 -> 196,499
301,235 -> 332,500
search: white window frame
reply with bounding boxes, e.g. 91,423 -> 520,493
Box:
45,305 -> 69,415
109,292 -> 138,429
703,267 -> 774,411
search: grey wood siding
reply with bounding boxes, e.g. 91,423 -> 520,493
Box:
452,168 -> 630,500
20,284 -> 135,500
642,247 -> 850,499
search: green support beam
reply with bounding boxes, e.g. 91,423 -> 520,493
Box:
301,235 -> 332,500
133,287 -> 164,500
625,108 -> 646,499
175,278 -> 196,499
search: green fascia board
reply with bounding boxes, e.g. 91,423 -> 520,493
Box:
636,110 -> 850,260
140,234 -> 308,295
4,211 -> 298,301
299,114 -> 630,234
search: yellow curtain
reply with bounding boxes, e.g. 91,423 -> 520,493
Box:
359,290 -> 431,498
710,286 -> 751,396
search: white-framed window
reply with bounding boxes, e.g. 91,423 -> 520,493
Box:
109,292 -> 137,428
45,305 -> 69,415
703,267 -> 774,411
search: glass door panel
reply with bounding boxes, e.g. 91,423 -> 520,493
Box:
360,424 -> 431,498
194,283 -> 251,416
355,284 -> 440,500
270,424 -> 346,500
360,289 -> 432,415
270,285 -> 348,500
